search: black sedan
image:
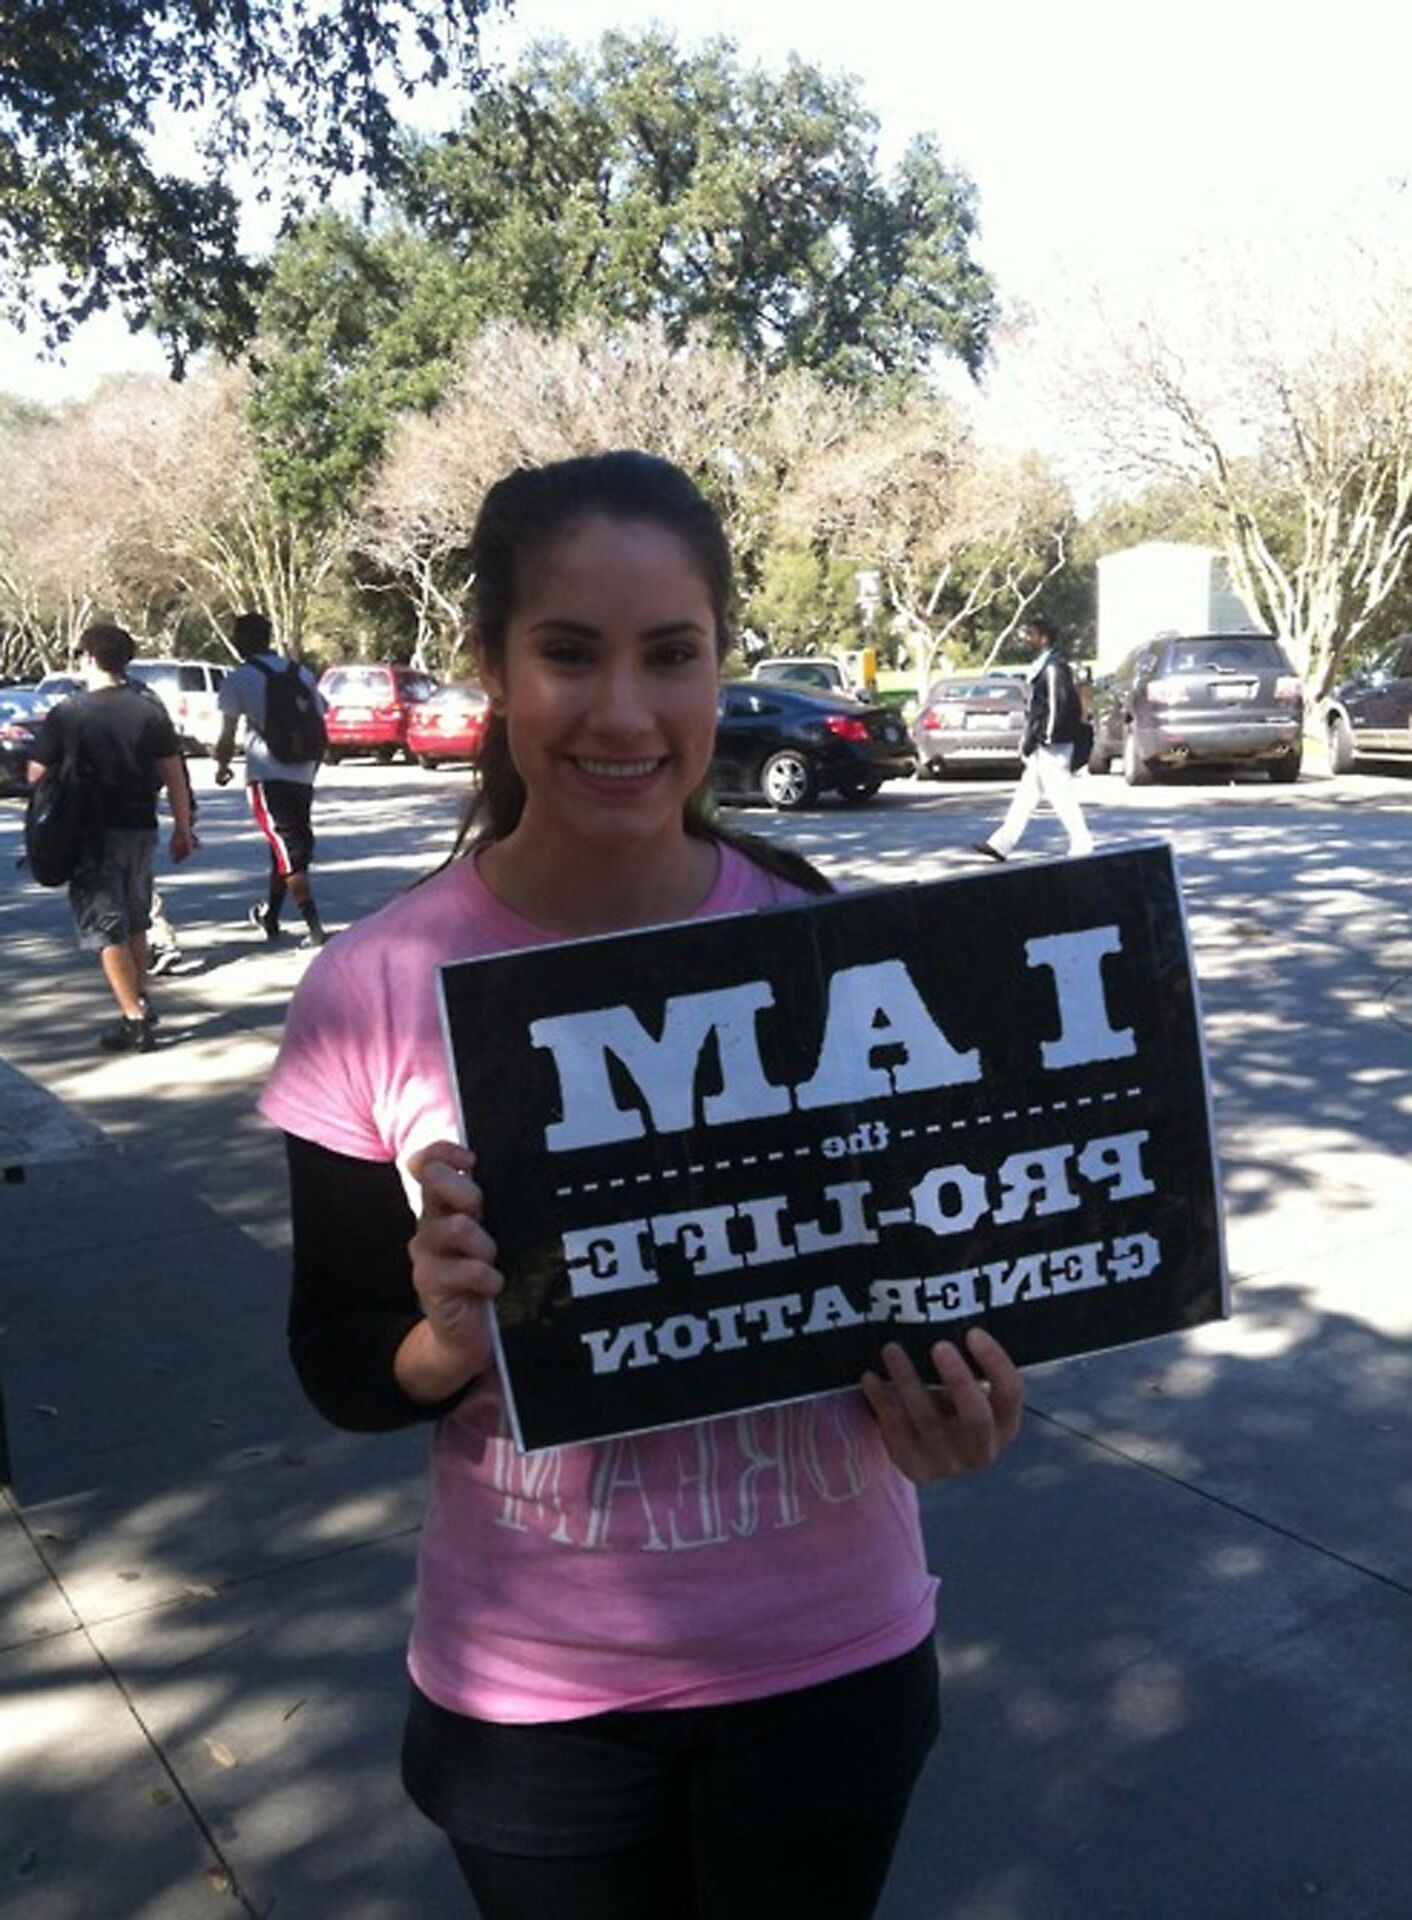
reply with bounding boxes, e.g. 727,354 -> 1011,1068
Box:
0,688 -> 44,795
712,683 -> 915,809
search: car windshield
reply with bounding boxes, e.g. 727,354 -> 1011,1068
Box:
758,663 -> 839,687
401,674 -> 439,702
1164,638 -> 1285,673
425,685 -> 485,711
128,663 -> 182,693
929,680 -> 1024,706
322,668 -> 392,699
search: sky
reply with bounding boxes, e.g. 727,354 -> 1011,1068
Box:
6,0 -> 1412,419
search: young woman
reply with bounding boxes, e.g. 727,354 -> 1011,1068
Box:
261,452 -> 1024,1918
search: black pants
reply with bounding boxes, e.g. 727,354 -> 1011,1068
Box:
405,1636 -> 940,1920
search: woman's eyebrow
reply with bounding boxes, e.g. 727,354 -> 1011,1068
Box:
527,618 -> 709,640
641,620 -> 709,640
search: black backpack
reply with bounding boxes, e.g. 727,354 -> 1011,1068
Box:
24,718 -> 98,886
252,657 -> 327,764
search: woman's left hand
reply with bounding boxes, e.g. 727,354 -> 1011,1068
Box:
861,1328 -> 1024,1485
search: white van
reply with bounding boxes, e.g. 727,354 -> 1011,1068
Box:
127,658 -> 234,754
748,656 -> 862,698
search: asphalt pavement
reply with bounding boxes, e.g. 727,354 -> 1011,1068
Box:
2,760 -> 1411,1919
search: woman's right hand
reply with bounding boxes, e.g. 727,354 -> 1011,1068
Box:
395,1141 -> 504,1405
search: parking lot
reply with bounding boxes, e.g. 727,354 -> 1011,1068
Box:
2,756 -> 1411,1918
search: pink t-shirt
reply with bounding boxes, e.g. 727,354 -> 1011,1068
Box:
261,843 -> 936,1723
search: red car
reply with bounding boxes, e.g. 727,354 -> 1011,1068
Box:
318,664 -> 440,762
405,682 -> 491,768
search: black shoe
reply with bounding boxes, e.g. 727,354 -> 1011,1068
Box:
248,904 -> 281,941
148,945 -> 182,977
297,927 -> 328,950
972,841 -> 1007,862
100,1015 -> 155,1055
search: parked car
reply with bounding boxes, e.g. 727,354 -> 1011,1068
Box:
318,664 -> 440,762
33,672 -> 84,711
712,683 -> 915,809
1089,632 -> 1304,785
1324,635 -> 1412,773
405,682 -> 491,768
911,673 -> 1027,777
748,656 -> 864,699
0,687 -> 44,794
127,658 -> 234,754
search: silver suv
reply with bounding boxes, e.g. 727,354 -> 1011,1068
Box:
1090,633 -> 1304,785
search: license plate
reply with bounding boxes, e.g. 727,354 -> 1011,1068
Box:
340,707 -> 372,721
1212,681 -> 1256,702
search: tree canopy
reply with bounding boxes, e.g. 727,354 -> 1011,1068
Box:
396,31 -> 996,386
0,0 -> 498,371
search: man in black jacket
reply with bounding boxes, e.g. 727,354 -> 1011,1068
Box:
974,617 -> 1094,862
28,624 -> 195,1052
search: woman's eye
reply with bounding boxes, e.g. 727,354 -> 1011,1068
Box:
541,640 -> 593,666
651,643 -> 700,669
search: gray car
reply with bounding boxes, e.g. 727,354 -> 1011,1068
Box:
911,673 -> 1027,777
1090,632 -> 1304,785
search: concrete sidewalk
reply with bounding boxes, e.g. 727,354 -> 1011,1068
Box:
3,788 -> 1412,1917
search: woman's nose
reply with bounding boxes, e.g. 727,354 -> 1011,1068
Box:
590,662 -> 653,733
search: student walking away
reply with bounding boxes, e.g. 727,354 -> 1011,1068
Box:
26,623 -> 194,1053
136,687 -> 200,976
974,616 -> 1095,862
259,452 -> 1025,1920
213,612 -> 329,948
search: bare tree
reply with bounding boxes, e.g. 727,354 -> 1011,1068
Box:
353,319 -> 856,669
782,403 -> 1073,686
105,366 -> 346,656
1065,253 -> 1412,695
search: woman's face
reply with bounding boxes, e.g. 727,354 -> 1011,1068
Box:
480,514 -> 722,861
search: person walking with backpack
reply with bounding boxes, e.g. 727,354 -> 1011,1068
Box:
213,612 -> 329,948
973,616 -> 1095,863
26,623 -> 195,1053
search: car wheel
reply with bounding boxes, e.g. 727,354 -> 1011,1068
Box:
1268,749 -> 1301,784
838,776 -> 883,803
376,744 -> 397,765
760,749 -> 818,810
1087,736 -> 1113,775
418,753 -> 440,770
1122,727 -> 1154,787
324,747 -> 342,765
1327,713 -> 1357,776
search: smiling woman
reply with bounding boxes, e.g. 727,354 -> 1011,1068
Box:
258,450 -> 1025,1920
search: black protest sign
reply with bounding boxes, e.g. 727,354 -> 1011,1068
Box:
439,842 -> 1226,1453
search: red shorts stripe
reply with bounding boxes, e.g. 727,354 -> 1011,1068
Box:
249,781 -> 295,876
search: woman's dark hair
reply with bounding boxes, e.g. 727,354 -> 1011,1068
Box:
446,450 -> 832,896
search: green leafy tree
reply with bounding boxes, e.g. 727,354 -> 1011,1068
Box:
0,0 -> 498,371
248,214 -> 475,531
398,30 -> 996,386
743,548 -> 864,658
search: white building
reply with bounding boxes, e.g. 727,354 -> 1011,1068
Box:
1096,542 -> 1260,674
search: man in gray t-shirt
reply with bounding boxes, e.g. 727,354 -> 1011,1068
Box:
213,611 -> 328,948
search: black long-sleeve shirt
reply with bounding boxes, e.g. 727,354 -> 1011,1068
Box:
284,1133 -> 468,1431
